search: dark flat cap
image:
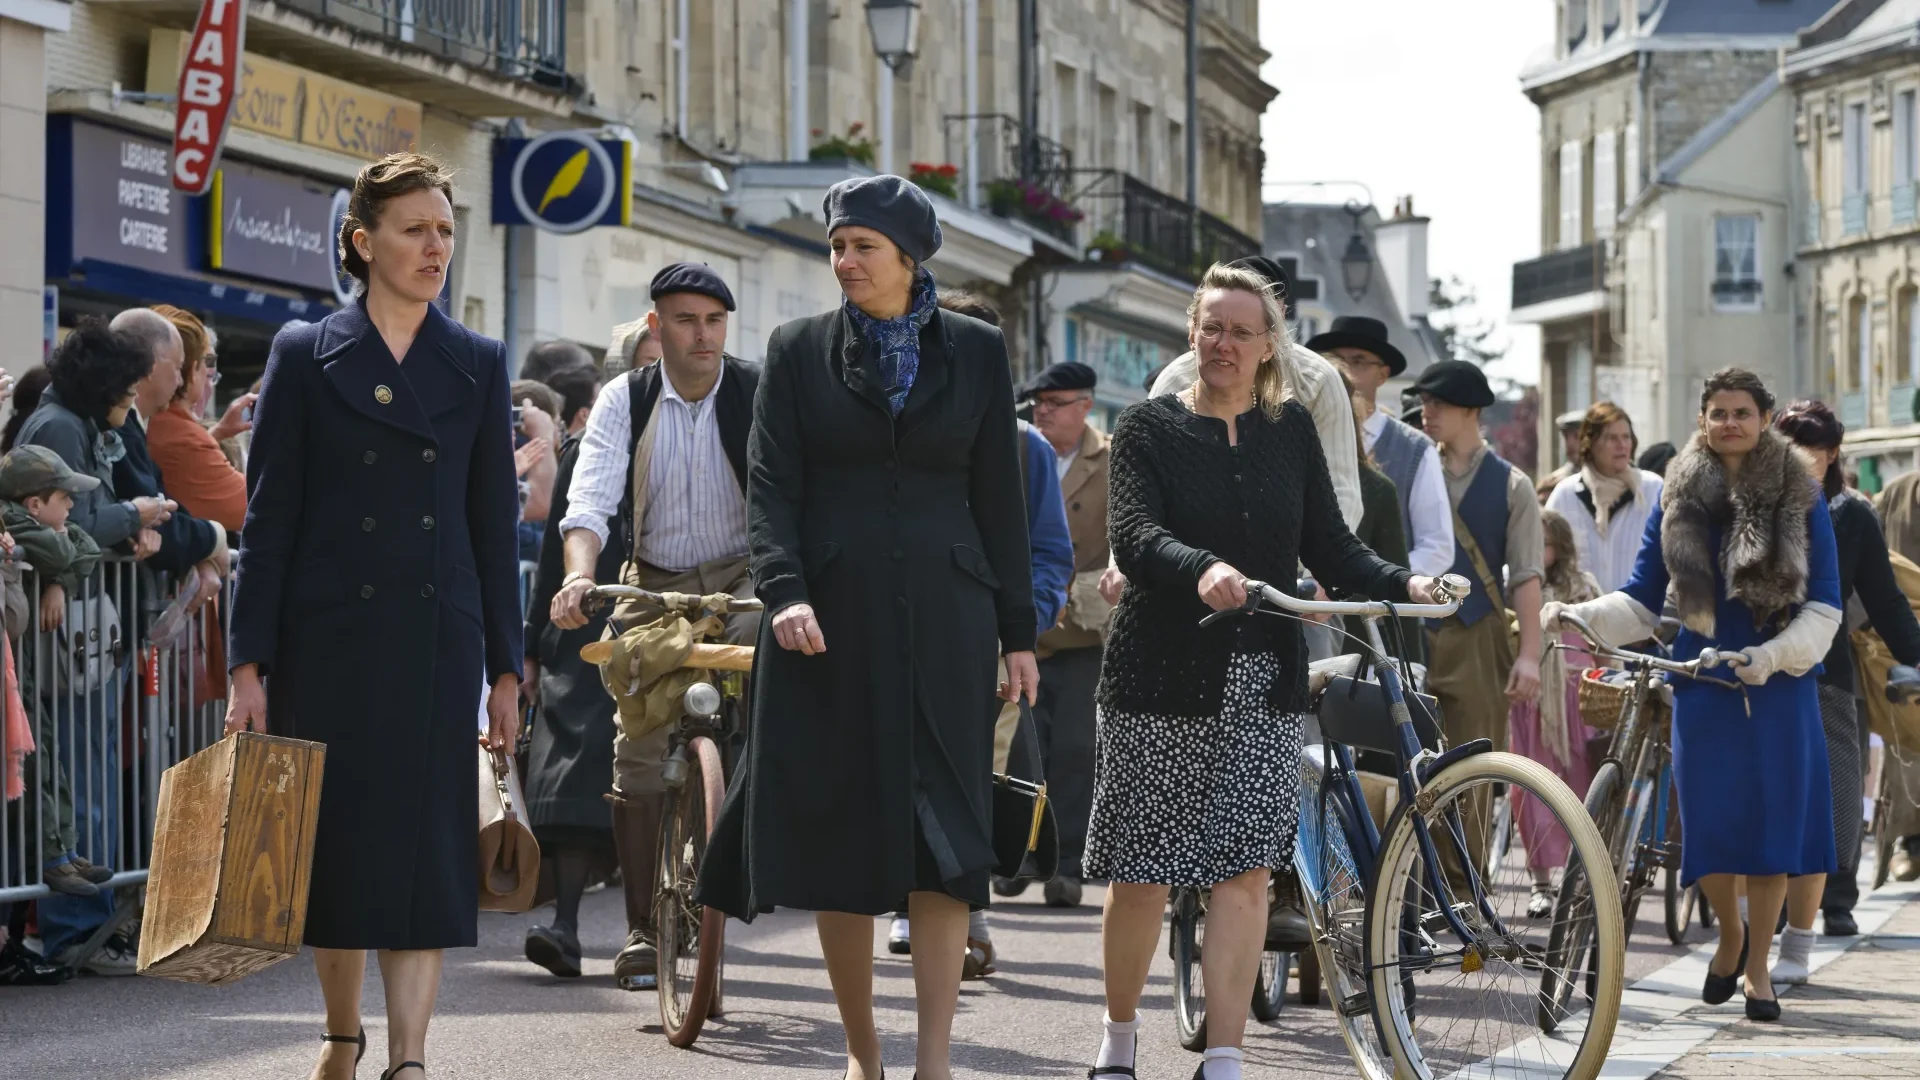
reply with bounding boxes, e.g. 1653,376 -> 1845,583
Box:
1307,315 -> 1407,377
1412,359 -> 1495,409
650,261 -> 736,311
824,175 -> 943,264
1018,361 -> 1097,401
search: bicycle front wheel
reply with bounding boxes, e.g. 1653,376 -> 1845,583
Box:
1368,752 -> 1625,1080
656,735 -> 728,1048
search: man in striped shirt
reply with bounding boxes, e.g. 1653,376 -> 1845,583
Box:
547,261 -> 760,988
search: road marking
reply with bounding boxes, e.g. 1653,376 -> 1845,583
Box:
1708,1046 -> 1920,1059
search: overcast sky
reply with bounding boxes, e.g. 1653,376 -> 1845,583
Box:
1258,0 -> 1557,385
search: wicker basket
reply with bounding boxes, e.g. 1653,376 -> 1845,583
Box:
1576,669 -> 1671,734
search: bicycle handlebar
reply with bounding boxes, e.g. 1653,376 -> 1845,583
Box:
1556,611 -> 1743,690
1241,573 -> 1469,621
585,584 -> 765,615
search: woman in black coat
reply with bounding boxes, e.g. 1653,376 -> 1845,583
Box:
695,176 -> 1037,1080
225,153 -> 523,1080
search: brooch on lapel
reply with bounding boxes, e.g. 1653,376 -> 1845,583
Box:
374,385 -> 394,405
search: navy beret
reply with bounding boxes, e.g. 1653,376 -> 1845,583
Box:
1412,359 -> 1496,409
823,175 -> 943,264
1018,361 -> 1097,401
649,261 -> 736,311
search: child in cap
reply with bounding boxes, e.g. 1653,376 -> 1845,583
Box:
0,444 -> 108,897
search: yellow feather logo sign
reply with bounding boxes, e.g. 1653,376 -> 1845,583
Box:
537,148 -> 590,215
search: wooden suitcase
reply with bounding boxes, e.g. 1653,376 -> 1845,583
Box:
137,732 -> 326,985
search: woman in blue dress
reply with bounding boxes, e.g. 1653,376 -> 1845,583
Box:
1545,368 -> 1840,1022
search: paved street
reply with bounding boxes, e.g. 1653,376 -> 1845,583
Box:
12,870 -> 1902,1080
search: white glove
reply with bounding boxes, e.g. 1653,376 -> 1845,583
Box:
1730,602 -> 1842,686
1557,591 -> 1659,648
1541,600 -> 1567,632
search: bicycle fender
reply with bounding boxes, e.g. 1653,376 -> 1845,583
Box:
1415,737 -> 1493,788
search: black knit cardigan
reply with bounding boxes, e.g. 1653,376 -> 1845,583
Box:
1097,394 -> 1412,718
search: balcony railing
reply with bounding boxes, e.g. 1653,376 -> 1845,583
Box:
280,0 -> 567,86
1841,390 -> 1868,430
1512,242 -> 1606,311
1897,183 -> 1917,229
1844,192 -> 1868,237
941,114 -> 1076,243
1073,171 -> 1258,284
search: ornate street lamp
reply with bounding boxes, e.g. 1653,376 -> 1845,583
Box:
865,0 -> 923,75
1341,199 -> 1373,301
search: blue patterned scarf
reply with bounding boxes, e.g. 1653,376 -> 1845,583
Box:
844,270 -> 938,416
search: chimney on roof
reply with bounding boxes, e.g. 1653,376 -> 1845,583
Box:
1374,196 -> 1430,320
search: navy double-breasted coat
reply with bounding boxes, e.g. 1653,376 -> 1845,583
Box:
229,300 -> 524,950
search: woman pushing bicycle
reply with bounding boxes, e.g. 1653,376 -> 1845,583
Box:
1545,367 -> 1841,1022
1083,263 -> 1449,1080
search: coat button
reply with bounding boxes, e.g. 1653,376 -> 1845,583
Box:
421,516 -> 435,530
363,451 -> 377,465
422,449 -> 437,463
362,517 -> 376,532
421,584 -> 435,599
1242,511 -> 1251,521
360,585 -> 374,599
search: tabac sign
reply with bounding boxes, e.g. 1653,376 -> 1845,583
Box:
171,0 -> 247,195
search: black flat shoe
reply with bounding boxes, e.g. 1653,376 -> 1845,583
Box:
524,925 -> 583,978
1703,921 -> 1749,1005
1824,909 -> 1859,937
1744,990 -> 1781,1021
321,1026 -> 365,1073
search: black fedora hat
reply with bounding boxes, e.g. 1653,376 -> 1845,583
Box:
1306,315 -> 1407,377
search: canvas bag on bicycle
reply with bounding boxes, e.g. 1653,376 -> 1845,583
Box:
597,606 -> 728,743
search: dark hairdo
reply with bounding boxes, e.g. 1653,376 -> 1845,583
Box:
1637,440 -> 1677,477
1576,400 -> 1639,466
1774,399 -> 1846,498
520,339 -> 595,385
543,366 -> 600,422
2,365 -> 52,453
1698,367 -> 1775,415
938,290 -> 1002,328
47,318 -> 154,424
338,152 -> 455,288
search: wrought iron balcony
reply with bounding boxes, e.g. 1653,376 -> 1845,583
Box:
1511,242 -> 1606,311
941,114 -> 1077,243
1074,171 -> 1258,284
279,0 -> 568,87
1844,192 -> 1868,237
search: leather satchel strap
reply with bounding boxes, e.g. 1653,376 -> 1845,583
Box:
1450,502 -> 1506,611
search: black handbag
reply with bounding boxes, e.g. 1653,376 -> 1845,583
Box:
991,700 -> 1060,881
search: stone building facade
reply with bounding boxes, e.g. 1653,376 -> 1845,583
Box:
1787,0 -> 1920,484
1512,0 -> 1829,470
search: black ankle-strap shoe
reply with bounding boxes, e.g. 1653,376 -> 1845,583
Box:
320,1026 -> 366,1072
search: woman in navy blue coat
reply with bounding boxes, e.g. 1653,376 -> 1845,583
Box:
225,153 -> 523,1080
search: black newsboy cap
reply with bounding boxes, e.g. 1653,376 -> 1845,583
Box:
824,174 -> 943,264
1018,361 -> 1097,401
650,261 -> 736,311
1412,359 -> 1496,409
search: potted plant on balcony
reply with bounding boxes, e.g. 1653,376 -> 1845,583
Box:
1087,231 -> 1130,264
908,162 -> 960,200
809,122 -> 876,168
984,177 -> 1085,230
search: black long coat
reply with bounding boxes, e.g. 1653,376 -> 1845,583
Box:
695,307 -> 1036,918
229,300 -> 524,950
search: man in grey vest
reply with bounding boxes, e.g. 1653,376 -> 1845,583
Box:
1311,316 -> 1454,583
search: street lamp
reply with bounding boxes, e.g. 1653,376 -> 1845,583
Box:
1341,199 -> 1373,301
865,0 -> 923,75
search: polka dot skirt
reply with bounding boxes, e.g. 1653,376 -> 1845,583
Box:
1084,651 -> 1302,887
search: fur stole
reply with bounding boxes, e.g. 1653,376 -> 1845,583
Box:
1660,428 -> 1816,637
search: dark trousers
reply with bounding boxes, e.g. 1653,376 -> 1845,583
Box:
1033,646 -> 1101,879
1818,685 -> 1865,915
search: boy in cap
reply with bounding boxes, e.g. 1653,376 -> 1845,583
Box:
1413,361 -> 1543,882
0,444 -> 107,897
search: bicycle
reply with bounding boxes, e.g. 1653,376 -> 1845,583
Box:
1869,666 -> 1920,890
1168,876 -> 1298,1051
581,584 -> 761,1048
1217,577 -> 1624,1080
1538,612 -> 1742,1031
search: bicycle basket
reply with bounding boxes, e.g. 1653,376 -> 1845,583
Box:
1316,675 -> 1442,755
1577,668 -> 1671,734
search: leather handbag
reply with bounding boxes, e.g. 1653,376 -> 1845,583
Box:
991,700 -> 1060,881
477,745 -> 541,912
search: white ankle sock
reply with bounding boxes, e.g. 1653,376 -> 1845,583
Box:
1773,925 -> 1815,976
1201,1046 -> 1245,1080
1095,1013 -> 1140,1070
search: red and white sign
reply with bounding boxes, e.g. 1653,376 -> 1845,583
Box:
170,0 -> 247,196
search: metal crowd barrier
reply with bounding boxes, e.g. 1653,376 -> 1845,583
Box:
0,555 -> 227,964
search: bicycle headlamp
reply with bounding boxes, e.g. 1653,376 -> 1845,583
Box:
683,681 -> 722,717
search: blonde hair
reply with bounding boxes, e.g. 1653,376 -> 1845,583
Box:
1185,263 -> 1293,420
